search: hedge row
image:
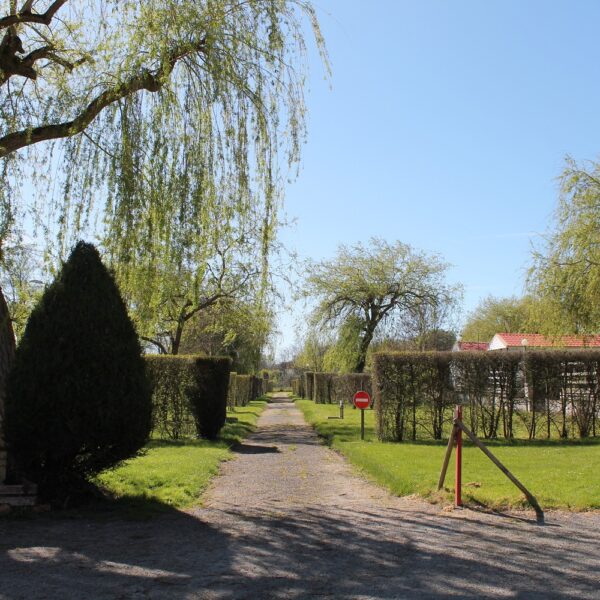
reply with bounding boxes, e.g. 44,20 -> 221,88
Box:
307,372 -> 372,404
313,372 -> 335,403
305,371 -> 314,401
227,372 -> 267,408
331,373 -> 372,405
373,350 -> 600,442
146,355 -> 231,440
291,377 -> 306,398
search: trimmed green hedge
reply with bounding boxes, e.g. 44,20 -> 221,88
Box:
305,371 -> 314,401
226,373 -> 266,408
314,372 -> 335,404
146,355 -> 231,440
373,350 -> 600,442
227,372 -> 237,411
331,373 -> 372,405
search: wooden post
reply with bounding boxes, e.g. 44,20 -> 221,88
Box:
455,405 -> 463,507
437,424 -> 457,490
456,419 -> 544,523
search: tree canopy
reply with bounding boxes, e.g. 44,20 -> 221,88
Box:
461,295 -> 540,342
528,157 -> 600,335
304,238 -> 462,373
0,0 -> 328,365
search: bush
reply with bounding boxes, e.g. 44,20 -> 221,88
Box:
305,371 -> 314,401
330,373 -> 372,405
235,374 -> 252,406
373,352 -> 454,442
524,350 -> 600,439
187,356 -> 231,439
146,355 -> 230,440
227,372 -> 238,411
251,375 -> 265,400
4,242 -> 152,502
313,372 -> 335,403
146,357 -> 195,439
373,350 -> 600,442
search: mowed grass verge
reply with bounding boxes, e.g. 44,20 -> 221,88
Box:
95,399 -> 267,512
295,399 -> 600,511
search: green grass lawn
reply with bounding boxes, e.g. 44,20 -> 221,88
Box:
95,399 -> 267,513
296,399 -> 600,511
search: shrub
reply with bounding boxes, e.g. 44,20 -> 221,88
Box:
291,378 -> 299,396
146,357 -> 195,439
373,352 -> 454,442
145,355 -> 230,439
524,350 -> 600,439
373,350 -> 600,442
4,242 -> 151,502
305,371 -> 314,401
251,375 -> 265,400
313,372 -> 335,403
235,374 -> 252,406
227,372 -> 238,411
186,356 -> 231,439
452,352 -> 520,439
330,373 -> 372,405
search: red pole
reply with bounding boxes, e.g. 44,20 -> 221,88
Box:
455,404 -> 463,507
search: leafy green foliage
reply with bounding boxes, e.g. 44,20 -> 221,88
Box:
529,157 -> 600,334
304,238 -> 462,372
4,242 -> 151,502
1,2 -> 328,362
330,373 -> 372,405
313,372 -> 335,403
373,350 -> 600,443
461,295 -> 542,342
145,355 -> 231,441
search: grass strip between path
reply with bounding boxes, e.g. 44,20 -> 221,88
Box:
95,399 -> 268,513
296,399 -> 600,511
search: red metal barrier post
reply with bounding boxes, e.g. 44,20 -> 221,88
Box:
455,404 -> 463,507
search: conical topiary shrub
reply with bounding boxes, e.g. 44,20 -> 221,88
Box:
4,241 -> 151,503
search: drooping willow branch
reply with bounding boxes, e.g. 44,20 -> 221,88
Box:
0,0 -> 68,29
0,37 -> 207,157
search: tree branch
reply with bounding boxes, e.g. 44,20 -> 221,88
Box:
0,37 -> 206,157
0,0 -> 68,29
141,335 -> 168,355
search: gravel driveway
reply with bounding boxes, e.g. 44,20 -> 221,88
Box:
0,394 -> 599,599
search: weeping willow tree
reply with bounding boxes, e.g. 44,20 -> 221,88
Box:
528,157 -> 600,335
0,0 -> 328,473
0,2 -> 327,295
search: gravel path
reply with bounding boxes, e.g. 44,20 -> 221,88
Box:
1,393 -> 599,599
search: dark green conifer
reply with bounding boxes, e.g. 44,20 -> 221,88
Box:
4,242 -> 151,503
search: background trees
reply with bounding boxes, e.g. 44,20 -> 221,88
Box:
461,295 -> 541,341
528,158 -> 600,335
304,238 -> 462,373
0,0 -> 328,365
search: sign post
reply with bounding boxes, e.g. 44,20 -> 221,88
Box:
353,390 -> 371,440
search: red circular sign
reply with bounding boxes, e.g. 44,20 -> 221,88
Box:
353,390 -> 371,409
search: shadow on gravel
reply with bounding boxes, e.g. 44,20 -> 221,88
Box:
1,499 -> 598,599
234,443 -> 280,454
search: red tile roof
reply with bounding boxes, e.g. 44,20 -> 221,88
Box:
496,333 -> 600,348
457,341 -> 489,351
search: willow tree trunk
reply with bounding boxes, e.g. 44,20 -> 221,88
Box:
0,285 -> 15,483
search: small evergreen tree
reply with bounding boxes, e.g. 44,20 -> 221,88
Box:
4,242 -> 151,503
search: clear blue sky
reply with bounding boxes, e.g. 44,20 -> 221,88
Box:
273,0 -> 600,357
